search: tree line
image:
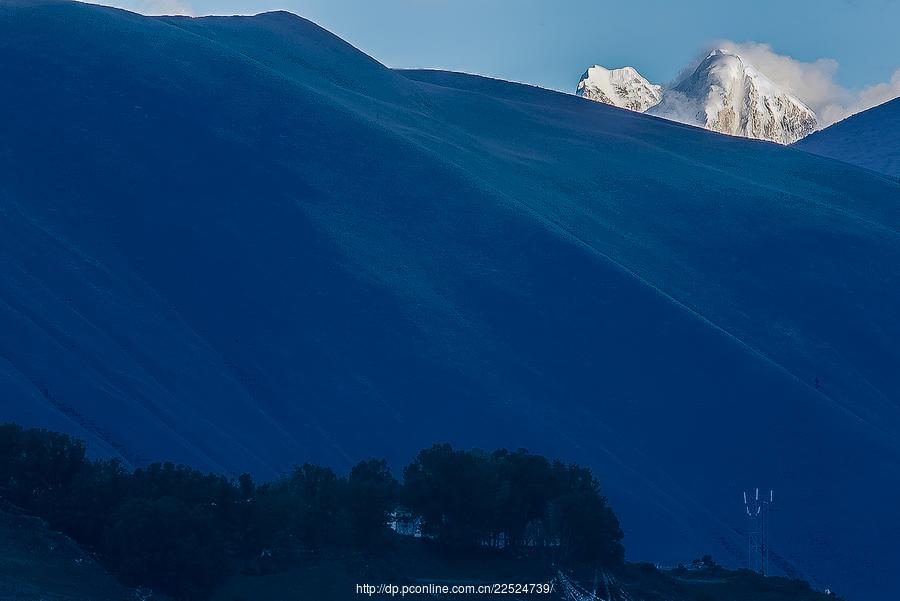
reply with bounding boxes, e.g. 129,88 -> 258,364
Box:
0,424 -> 623,600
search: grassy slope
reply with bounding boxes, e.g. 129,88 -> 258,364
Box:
0,505 -> 145,601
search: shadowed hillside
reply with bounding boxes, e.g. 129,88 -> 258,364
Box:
795,97 -> 900,178
1,2 -> 899,599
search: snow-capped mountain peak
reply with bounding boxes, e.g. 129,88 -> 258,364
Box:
576,65 -> 662,112
647,49 -> 818,144
577,49 -> 818,144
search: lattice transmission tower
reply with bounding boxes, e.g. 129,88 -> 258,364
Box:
743,488 -> 774,575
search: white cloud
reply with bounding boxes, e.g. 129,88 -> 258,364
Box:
850,68 -> 900,116
683,41 -> 900,128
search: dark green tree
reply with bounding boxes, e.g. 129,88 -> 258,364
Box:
102,496 -> 227,600
549,463 -> 624,566
282,463 -> 344,549
491,449 -> 556,549
346,459 -> 399,549
402,444 -> 497,549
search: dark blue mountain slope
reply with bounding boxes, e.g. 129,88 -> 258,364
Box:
1,3 -> 899,599
795,97 -> 900,178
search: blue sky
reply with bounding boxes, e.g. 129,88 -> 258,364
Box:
111,0 -> 900,117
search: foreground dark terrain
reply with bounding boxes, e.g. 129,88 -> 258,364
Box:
0,424 -> 841,601
1,2 -> 899,598
0,506 -> 134,601
0,506 -> 841,601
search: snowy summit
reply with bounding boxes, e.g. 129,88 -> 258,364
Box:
575,65 -> 662,112
577,50 -> 819,144
649,49 -> 818,144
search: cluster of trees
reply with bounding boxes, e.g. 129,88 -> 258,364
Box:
404,444 -> 623,565
0,425 -> 623,600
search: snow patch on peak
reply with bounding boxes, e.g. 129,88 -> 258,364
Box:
707,48 -> 733,58
576,65 -> 662,113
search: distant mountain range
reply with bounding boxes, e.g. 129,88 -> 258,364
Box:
3,3 -> 900,600
577,49 -> 818,144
